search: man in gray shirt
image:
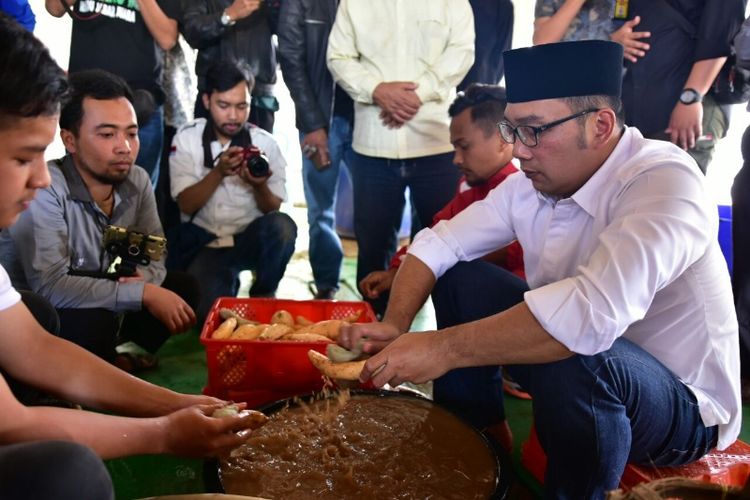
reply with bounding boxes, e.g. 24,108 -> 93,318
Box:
0,70 -> 199,372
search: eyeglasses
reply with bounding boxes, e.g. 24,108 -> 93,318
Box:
497,108 -> 600,148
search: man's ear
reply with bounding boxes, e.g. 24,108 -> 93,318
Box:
591,109 -> 617,148
202,93 -> 210,113
60,129 -> 76,154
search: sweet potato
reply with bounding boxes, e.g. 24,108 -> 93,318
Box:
281,332 -> 333,343
340,310 -> 362,323
231,323 -> 266,340
270,309 -> 294,327
212,405 -> 269,430
295,314 -> 314,327
259,323 -> 295,340
219,308 -> 259,326
307,349 -> 365,381
213,317 -> 237,340
302,319 -> 346,340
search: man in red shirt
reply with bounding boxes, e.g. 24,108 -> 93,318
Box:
359,84 -> 525,451
360,84 -> 523,300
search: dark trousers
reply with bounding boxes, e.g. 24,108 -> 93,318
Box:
733,125 -> 750,377
186,212 -> 297,321
0,441 -> 113,500
56,271 -> 200,363
349,151 -> 461,315
432,260 -> 718,499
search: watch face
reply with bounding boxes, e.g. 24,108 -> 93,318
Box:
680,89 -> 699,104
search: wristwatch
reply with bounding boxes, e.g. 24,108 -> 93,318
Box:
679,88 -> 703,105
220,10 -> 235,26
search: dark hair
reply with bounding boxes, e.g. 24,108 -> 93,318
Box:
449,83 -> 507,137
562,95 -> 625,127
203,60 -> 255,97
59,69 -> 135,135
0,12 -> 68,129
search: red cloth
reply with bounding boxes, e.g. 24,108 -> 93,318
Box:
389,162 -> 525,278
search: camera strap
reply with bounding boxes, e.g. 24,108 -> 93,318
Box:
201,117 -> 253,169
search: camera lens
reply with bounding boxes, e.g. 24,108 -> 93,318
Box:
247,154 -> 270,177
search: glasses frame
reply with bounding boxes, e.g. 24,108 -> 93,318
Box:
498,108 -> 601,148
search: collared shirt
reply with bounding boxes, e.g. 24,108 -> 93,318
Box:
534,0 -> 614,42
326,0 -> 475,159
169,119 -> 288,238
409,127 -> 740,450
0,156 -> 165,312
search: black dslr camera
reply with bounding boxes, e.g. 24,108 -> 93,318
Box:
102,225 -> 166,277
241,146 -> 270,177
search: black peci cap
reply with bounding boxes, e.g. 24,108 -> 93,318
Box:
503,40 -> 623,103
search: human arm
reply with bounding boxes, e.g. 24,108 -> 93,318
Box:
174,150 -> 244,216
0,301 -> 255,459
136,0 -> 178,50
181,0 -> 260,50
411,0 -> 475,105
236,168 -> 283,213
665,57 -> 726,150
326,0 -> 383,104
666,0 -> 747,149
532,0 -> 586,45
277,0 -> 329,134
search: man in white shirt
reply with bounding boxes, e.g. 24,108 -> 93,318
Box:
169,60 -> 296,320
0,13 -> 259,499
326,0 -> 475,315
340,41 -> 740,498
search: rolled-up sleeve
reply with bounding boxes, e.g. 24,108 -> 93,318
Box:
408,182 -> 517,278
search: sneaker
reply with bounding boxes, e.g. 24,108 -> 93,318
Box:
503,372 -> 532,400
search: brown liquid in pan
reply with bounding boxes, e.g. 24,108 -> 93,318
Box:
221,392 -> 497,499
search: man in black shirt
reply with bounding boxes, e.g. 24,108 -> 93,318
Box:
621,0 -> 746,173
45,0 -> 180,186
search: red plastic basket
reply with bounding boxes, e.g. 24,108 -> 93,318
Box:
200,297 -> 377,408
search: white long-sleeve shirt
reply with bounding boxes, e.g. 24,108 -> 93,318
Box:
326,0 -> 475,159
409,127 -> 741,450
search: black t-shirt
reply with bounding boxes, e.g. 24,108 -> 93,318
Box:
67,0 -> 179,104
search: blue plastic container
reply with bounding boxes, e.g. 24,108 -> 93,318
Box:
718,204 -> 733,276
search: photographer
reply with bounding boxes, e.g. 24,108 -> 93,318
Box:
169,60 -> 296,320
0,69 -> 199,373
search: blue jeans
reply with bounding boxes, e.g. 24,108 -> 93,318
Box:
135,105 -> 164,187
300,116 -> 354,292
186,212 -> 297,320
350,151 -> 460,313
433,261 -> 719,499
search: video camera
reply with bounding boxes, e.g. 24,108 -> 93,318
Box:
102,225 -> 166,277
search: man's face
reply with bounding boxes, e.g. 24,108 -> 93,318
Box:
0,114 -> 56,228
504,99 -> 596,198
450,108 -> 511,187
62,97 -> 139,185
204,81 -> 251,141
